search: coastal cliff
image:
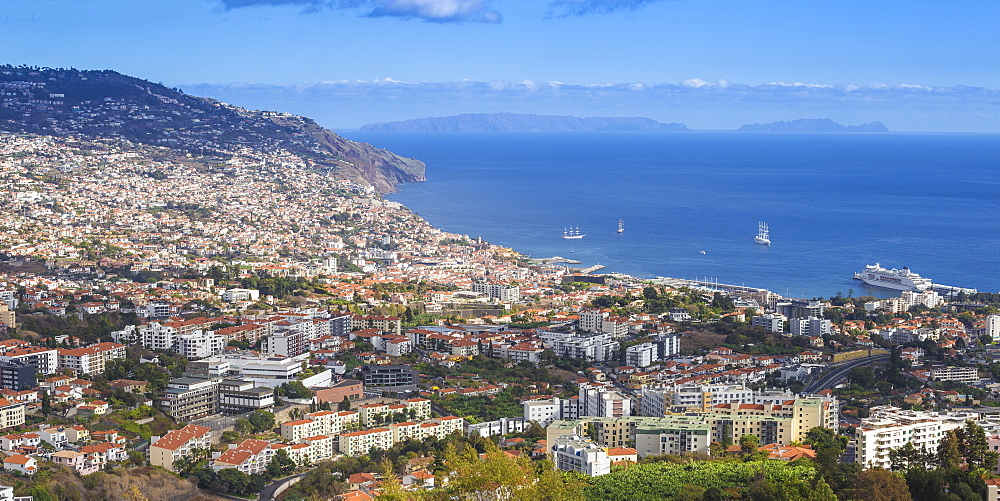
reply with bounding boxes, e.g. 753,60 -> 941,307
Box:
361,112 -> 690,132
0,65 -> 424,193
738,118 -> 889,132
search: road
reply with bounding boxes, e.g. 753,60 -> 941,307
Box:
802,355 -> 890,394
258,472 -> 306,501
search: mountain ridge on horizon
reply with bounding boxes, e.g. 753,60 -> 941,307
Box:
359,113 -> 890,133
738,118 -> 889,133
360,112 -> 690,133
0,65 -> 424,193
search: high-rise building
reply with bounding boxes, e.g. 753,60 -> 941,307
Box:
0,361 -> 36,391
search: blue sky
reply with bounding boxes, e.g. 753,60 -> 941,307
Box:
2,0 -> 999,131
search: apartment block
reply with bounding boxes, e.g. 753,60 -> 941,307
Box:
158,376 -> 221,421
552,435 -> 611,477
857,406 -> 979,469
148,424 -> 213,472
0,398 -> 25,431
57,342 -> 126,376
539,331 -> 619,362
339,427 -> 394,456
211,438 -> 273,475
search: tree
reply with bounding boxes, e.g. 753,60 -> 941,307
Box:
270,448 -> 297,476
959,420 -> 996,470
234,418 -> 252,435
739,434 -> 759,456
339,396 -> 352,411
216,468 -> 251,494
805,427 -> 848,484
937,429 -> 962,470
248,410 -> 275,433
805,475 -> 837,501
854,468 -> 913,501
889,442 -> 934,472
280,381 -> 314,400
373,457 -> 413,501
41,390 -> 52,416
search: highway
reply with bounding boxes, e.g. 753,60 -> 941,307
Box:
802,355 -> 890,394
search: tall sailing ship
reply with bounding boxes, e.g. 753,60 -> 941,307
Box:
617,219 -> 624,234
562,226 -> 586,239
754,221 -> 770,246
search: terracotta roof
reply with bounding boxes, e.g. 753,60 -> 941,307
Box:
3,454 -> 32,464
150,424 -> 211,451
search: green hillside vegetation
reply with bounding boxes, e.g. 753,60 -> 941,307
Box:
584,460 -> 820,500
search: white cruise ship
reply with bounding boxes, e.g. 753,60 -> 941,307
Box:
853,263 -> 932,292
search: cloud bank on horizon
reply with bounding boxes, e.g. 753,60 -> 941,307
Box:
182,78 -> 1000,133
219,0 -> 660,21
220,0 -> 502,23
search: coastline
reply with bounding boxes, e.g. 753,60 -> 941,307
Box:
355,131 -> 1000,299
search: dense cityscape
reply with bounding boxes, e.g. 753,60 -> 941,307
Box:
2,126 -> 1000,501
1,69 -> 1000,501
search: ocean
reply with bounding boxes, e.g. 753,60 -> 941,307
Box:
341,131 -> 1000,299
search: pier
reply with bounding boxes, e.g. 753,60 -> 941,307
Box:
652,276 -> 779,296
532,256 -> 582,264
931,283 -> 978,296
578,264 -> 606,274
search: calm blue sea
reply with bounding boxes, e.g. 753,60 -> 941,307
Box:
341,131 -> 1000,299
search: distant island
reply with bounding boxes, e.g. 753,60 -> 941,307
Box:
360,113 -> 690,132
738,118 -> 889,132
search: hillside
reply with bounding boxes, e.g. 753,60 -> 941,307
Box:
738,118 -> 889,132
361,112 -> 690,132
0,65 -> 424,192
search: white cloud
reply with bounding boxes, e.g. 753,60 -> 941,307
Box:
682,78 -> 713,88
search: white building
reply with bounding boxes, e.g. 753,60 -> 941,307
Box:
601,316 -> 630,339
468,417 -> 528,438
540,331 -> 619,362
198,354 -> 332,389
930,366 -> 980,383
56,342 -> 126,376
176,331 -> 226,359
789,316 -> 832,337
640,384 -> 754,416
751,313 -> 787,333
857,406 -> 980,469
221,289 -> 260,303
524,397 -> 579,427
267,330 -> 306,358
901,290 -> 944,309
140,322 -> 178,351
579,310 -> 608,333
579,382 -> 631,418
988,314 -> 1000,340
625,343 -> 658,368
552,435 -> 611,477
471,282 -> 520,303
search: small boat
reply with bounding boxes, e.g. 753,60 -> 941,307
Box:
754,221 -> 770,246
699,250 -> 707,255
617,218 -> 624,234
562,227 -> 586,239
